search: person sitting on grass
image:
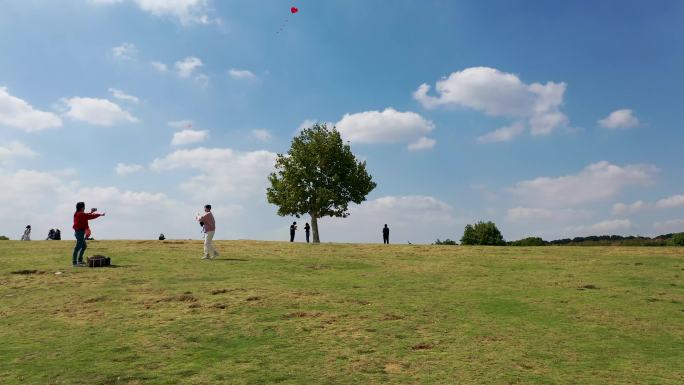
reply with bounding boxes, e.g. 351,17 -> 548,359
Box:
72,202 -> 104,267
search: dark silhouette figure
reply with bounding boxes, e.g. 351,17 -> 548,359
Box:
46,229 -> 55,240
383,224 -> 390,244
304,223 -> 311,243
159,233 -> 166,241
290,221 -> 297,242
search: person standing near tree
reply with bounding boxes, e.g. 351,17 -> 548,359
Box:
290,221 -> 297,242
304,223 -> 311,243
72,203 -> 104,266
382,224 -> 390,244
197,204 -> 218,260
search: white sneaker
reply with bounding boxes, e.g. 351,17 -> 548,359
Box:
201,256 -> 210,260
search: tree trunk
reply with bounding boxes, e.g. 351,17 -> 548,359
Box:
311,214 -> 320,243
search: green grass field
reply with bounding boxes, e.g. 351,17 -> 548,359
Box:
1,240 -> 682,384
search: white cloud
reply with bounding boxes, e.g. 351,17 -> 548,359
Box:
0,142 -> 36,166
111,42 -> 137,60
151,147 -> 277,202
115,163 -> 144,176
653,219 -> 684,234
506,207 -> 592,222
476,122 -> 525,143
509,161 -> 657,207
108,88 -> 140,103
407,137 -> 436,151
320,196 -> 462,243
565,219 -> 632,236
0,87 -> 62,132
251,129 -> 272,142
175,56 -> 203,78
92,0 -> 214,25
171,129 -> 208,145
228,68 -> 257,80
296,119 -> 334,134
133,0 -> 213,25
655,194 -> 684,209
598,109 -> 639,129
611,200 -> 648,215
414,67 -> 569,136
335,107 -> 435,145
62,97 -> 138,126
151,61 -> 168,72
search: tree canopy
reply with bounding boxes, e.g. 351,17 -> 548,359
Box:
266,123 -> 376,243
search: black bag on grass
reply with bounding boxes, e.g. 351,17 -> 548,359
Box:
87,255 -> 111,267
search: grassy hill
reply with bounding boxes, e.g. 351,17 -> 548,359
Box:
1,240 -> 682,384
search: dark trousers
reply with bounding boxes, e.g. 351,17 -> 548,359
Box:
306,231 -> 310,243
290,231 -> 295,242
73,230 -> 87,264
383,236 -> 389,244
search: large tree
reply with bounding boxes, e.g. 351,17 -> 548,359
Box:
266,123 -> 376,243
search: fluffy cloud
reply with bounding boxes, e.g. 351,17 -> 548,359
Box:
565,219 -> 632,236
612,200 -> 647,215
171,129 -> 208,145
92,0 -> 213,25
62,97 -> 138,126
108,88 -> 139,103
320,196 -> 461,243
228,69 -> 257,80
414,67 -> 569,136
509,161 -> 657,207
151,61 -> 168,72
251,129 -> 272,142
655,194 -> 684,209
115,163 -> 144,176
0,87 -> 62,132
151,147 -> 277,202
175,56 -> 203,78
407,137 -> 436,151
506,207 -> 592,222
476,122 -> 525,144
0,142 -> 36,166
111,42 -> 137,60
598,109 -> 639,129
335,108 -> 435,149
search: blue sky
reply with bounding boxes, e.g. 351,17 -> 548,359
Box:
1,0 -> 683,242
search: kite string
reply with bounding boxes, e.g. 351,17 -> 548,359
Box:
276,16 -> 290,34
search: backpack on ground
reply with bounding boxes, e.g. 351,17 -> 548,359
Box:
87,255 -> 111,268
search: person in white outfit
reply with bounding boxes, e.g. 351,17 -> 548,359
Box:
197,204 -> 218,260
21,225 -> 31,241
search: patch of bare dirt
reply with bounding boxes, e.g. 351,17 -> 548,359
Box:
282,311 -> 323,319
411,343 -> 433,351
381,314 -> 404,321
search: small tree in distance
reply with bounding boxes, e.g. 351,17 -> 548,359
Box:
671,232 -> 684,246
266,123 -> 377,243
460,221 -> 505,245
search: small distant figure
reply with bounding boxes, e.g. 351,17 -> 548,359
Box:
46,229 -> 55,240
304,223 -> 311,243
21,225 -> 31,241
72,203 -> 104,267
54,229 -> 61,240
159,233 -> 166,241
197,204 -> 218,260
383,224 -> 390,244
290,221 -> 297,242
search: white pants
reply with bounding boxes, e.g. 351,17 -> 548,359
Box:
204,231 -> 217,258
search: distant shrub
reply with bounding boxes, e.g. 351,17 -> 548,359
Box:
671,232 -> 684,246
0,235 -> 9,240
434,238 -> 457,245
510,237 -> 547,246
461,221 -> 505,246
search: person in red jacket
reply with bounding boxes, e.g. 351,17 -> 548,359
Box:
72,202 -> 105,266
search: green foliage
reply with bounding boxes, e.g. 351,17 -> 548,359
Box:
671,232 -> 684,246
434,238 -> 457,245
510,237 -> 547,246
0,235 -> 8,240
461,221 -> 505,245
266,123 -> 376,242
